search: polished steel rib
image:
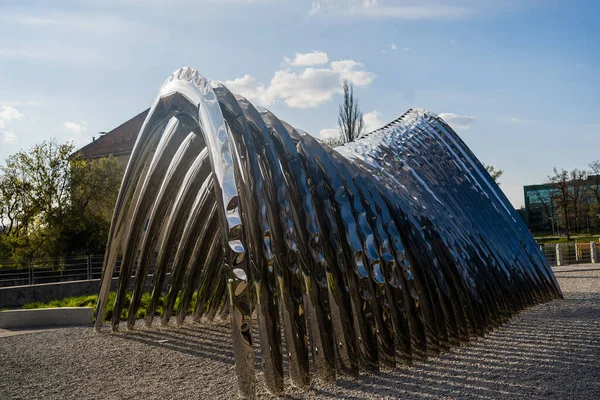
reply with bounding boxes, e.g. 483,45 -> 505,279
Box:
96,67 -> 563,400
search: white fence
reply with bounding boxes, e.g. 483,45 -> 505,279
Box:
540,242 -> 598,267
0,256 -> 113,288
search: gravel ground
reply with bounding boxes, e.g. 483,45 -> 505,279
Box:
1,270 -> 599,399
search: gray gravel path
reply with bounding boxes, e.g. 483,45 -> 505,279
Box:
1,271 -> 599,399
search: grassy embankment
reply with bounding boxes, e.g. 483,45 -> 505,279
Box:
19,291 -> 197,322
534,235 -> 600,244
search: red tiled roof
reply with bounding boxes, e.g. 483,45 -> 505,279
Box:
75,109 -> 149,159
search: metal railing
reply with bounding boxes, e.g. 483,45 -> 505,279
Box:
541,245 -> 558,266
0,244 -> 597,288
0,255 -> 119,288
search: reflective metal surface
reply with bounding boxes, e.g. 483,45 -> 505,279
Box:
96,67 -> 563,399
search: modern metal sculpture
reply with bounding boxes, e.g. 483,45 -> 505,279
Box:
95,67 -> 562,399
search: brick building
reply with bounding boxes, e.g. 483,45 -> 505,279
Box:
74,109 -> 149,168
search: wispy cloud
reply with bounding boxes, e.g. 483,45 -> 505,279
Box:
0,10 -> 161,67
310,1 -> 321,15
224,53 -> 375,109
64,121 -> 87,134
503,117 -> 536,124
0,101 -> 42,107
383,43 -> 410,52
2,131 -> 17,144
10,11 -> 150,37
439,112 -> 475,130
0,48 -> 50,60
311,0 -> 519,20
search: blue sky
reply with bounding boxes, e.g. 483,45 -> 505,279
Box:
0,0 -> 598,208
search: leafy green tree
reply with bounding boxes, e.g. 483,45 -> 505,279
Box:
66,155 -> 121,255
0,139 -> 74,261
0,138 -> 121,263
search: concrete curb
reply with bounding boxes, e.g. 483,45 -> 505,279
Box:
552,263 -> 600,273
0,307 -> 94,329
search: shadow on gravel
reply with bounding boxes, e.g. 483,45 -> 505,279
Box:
113,294 -> 600,399
117,323 -> 236,365
1,276 -> 598,399
554,275 -> 600,279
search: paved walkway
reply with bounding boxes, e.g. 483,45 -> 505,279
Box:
552,263 -> 600,273
0,328 -> 51,338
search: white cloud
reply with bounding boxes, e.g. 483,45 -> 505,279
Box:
384,43 -> 410,52
223,74 -> 266,100
319,128 -> 340,139
64,121 -> 88,134
438,112 -> 475,130
319,110 -> 383,139
284,51 -> 329,66
0,106 -> 23,121
331,60 -> 374,86
3,131 -> 17,144
0,107 -> 23,141
364,110 -> 384,132
224,56 -> 374,109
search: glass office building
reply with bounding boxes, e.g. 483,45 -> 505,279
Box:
522,176 -> 600,234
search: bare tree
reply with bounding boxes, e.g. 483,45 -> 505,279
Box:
548,168 -> 572,239
588,161 -> 600,204
569,169 -> 587,232
338,80 -> 364,143
587,161 -> 600,230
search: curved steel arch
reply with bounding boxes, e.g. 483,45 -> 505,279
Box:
96,67 -> 562,399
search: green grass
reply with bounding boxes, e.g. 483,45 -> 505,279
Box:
19,291 -> 197,322
534,235 -> 600,244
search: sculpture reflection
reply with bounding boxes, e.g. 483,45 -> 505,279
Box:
96,67 -> 562,399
